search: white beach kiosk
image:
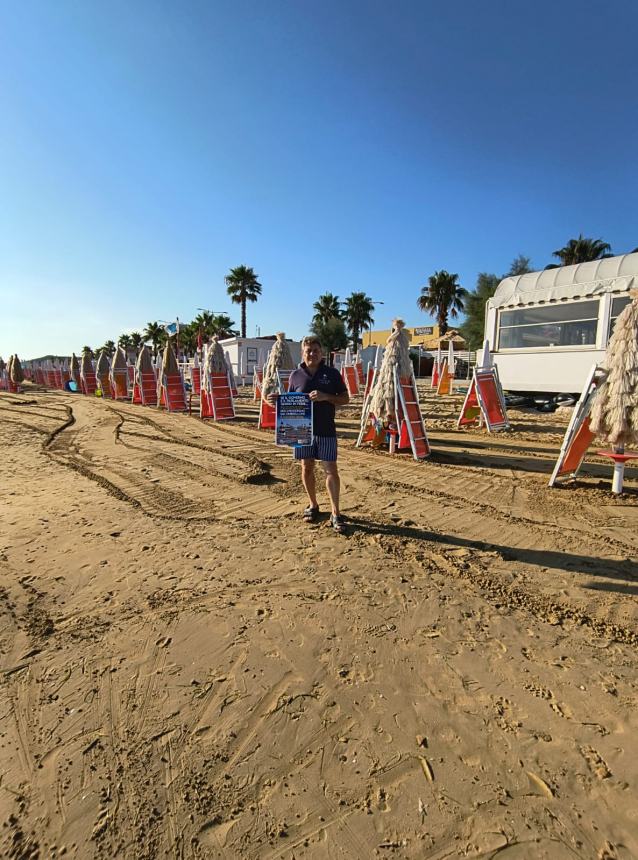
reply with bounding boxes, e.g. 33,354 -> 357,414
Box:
484,253 -> 638,395
220,336 -> 302,383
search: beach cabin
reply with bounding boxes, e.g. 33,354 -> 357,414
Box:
484,252 -> 638,395
220,336 -> 302,382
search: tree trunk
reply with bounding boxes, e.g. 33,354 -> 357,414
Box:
241,300 -> 246,338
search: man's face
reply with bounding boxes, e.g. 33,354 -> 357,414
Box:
303,343 -> 323,366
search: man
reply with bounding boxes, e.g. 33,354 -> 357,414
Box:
285,336 -> 349,533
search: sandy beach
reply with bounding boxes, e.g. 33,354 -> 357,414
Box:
1,384 -> 637,859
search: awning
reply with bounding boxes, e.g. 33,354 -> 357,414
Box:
488,252 -> 638,310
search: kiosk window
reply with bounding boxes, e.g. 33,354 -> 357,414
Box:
498,300 -> 599,349
608,296 -> 631,341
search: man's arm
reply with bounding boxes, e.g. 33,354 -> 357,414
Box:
308,390 -> 349,406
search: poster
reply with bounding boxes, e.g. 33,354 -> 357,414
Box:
275,393 -> 313,446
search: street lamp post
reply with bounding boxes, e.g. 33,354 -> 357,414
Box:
362,300 -> 384,349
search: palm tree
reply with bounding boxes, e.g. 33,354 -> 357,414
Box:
507,255 -> 533,276
130,331 -> 144,352
343,292 -> 375,352
179,322 -> 198,355
552,234 -> 613,266
98,340 -> 116,357
210,314 -> 238,339
225,265 -> 262,338
312,293 -> 342,325
144,322 -> 166,359
81,346 -> 93,356
118,334 -> 132,352
193,311 -> 216,336
417,270 -> 467,335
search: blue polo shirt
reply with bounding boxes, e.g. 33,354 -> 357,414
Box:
287,361 -> 347,437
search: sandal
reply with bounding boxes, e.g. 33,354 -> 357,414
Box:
330,514 -> 346,534
303,505 -> 319,523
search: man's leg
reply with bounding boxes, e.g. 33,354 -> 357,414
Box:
301,458 -> 318,509
322,461 -> 340,516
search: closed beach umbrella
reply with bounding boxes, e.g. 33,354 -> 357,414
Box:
96,351 -> 110,377
161,339 -> 180,376
70,353 -> 81,385
204,338 -> 227,390
136,344 -> 154,374
590,295 -> 638,491
10,354 -> 24,384
80,349 -> 93,377
481,339 -> 493,369
261,332 -> 294,401
369,319 -> 412,421
111,346 -> 127,374
111,347 -> 128,397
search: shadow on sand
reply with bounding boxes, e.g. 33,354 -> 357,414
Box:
343,515 -> 638,588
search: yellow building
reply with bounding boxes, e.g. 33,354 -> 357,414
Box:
362,325 -> 466,350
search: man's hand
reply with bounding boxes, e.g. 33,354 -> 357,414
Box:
308,390 -> 349,406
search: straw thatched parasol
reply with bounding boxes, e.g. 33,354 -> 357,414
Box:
203,337 -> 227,390
369,319 -> 412,421
590,296 -> 638,448
10,354 -> 24,384
161,339 -> 180,376
136,345 -> 154,374
261,333 -> 295,401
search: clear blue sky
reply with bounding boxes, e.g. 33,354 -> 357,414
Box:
2,0 -> 637,358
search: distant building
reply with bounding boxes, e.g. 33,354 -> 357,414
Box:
362,325 -> 466,351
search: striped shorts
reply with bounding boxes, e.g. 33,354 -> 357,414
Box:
293,436 -> 338,462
